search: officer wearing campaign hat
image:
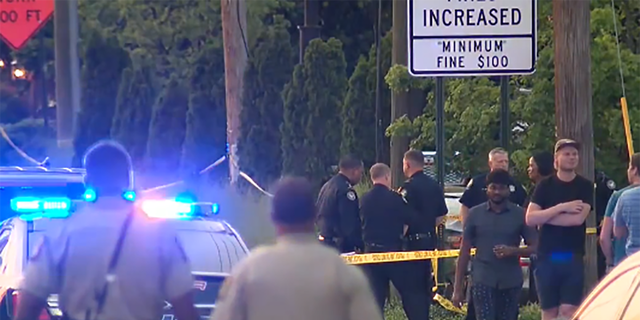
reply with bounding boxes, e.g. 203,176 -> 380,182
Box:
16,140 -> 198,320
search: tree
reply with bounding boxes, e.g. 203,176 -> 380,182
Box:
341,32 -> 393,166
181,41 -> 227,182
281,65 -> 307,177
239,16 -> 294,186
281,38 -> 347,185
110,62 -> 158,166
72,30 -> 130,166
386,1 -> 640,187
146,75 -> 189,179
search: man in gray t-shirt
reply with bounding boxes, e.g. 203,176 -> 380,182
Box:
453,169 -> 537,320
16,141 -> 198,320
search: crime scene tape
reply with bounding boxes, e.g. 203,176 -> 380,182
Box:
341,248 -> 476,265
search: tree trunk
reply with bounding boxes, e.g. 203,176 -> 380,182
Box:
553,0 -> 598,293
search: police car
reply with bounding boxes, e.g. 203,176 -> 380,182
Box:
0,166 -> 249,320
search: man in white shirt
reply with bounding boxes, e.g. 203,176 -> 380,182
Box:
211,177 -> 382,320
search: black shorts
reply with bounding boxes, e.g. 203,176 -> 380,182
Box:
534,255 -> 584,310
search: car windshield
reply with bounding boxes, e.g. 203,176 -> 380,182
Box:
0,183 -> 86,221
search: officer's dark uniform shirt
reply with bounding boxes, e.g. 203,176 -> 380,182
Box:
316,173 -> 364,251
360,184 -> 418,250
459,172 -> 527,209
399,171 -> 448,249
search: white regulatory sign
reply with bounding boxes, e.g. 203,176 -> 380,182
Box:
408,0 -> 537,77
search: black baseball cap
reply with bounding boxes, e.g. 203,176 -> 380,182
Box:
554,139 -> 580,153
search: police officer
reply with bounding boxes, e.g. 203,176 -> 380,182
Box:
211,177 -> 382,320
459,147 -> 526,320
460,147 -> 527,222
398,150 -> 448,316
317,155 -> 365,253
400,149 -> 448,251
360,163 -> 428,320
16,141 -> 198,320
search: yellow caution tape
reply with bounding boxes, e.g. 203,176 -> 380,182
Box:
342,248 -> 477,265
434,293 -> 467,314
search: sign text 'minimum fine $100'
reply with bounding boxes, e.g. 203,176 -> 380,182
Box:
408,0 -> 537,77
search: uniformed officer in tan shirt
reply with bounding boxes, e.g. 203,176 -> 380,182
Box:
211,177 -> 382,320
15,141 -> 198,320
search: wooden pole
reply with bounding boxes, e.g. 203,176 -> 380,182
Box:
553,0 -> 597,292
221,0 -> 247,185
54,0 -> 80,149
390,0 -> 409,188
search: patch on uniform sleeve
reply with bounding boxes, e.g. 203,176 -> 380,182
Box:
607,180 -> 616,190
346,190 -> 356,201
509,185 -> 516,192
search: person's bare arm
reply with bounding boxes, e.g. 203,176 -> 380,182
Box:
599,217 -> 614,264
545,203 -> 591,226
454,236 -> 472,292
460,205 -> 470,227
525,202 -> 564,226
613,199 -> 629,239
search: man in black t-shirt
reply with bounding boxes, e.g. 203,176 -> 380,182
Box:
526,139 -> 594,320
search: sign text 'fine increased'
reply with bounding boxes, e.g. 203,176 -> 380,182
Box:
408,0 -> 537,77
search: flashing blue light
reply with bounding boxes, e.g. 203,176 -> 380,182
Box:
123,190 -> 136,201
11,197 -> 72,221
83,188 -> 97,202
141,199 -> 194,219
211,203 -> 220,215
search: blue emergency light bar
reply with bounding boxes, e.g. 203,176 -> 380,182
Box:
140,199 -> 220,219
11,197 -> 72,221
141,199 -> 194,219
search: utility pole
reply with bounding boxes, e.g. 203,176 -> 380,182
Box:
298,0 -> 321,63
374,0 -> 383,163
221,0 -> 247,185
553,0 -> 597,292
53,0 -> 81,150
390,0 -> 409,188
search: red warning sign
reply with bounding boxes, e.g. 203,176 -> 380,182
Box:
0,0 -> 54,51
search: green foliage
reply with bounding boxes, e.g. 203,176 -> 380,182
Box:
341,31 -> 393,166
0,119 -> 55,166
239,16 -> 294,186
146,76 -> 189,178
281,65 -> 307,177
110,65 -> 158,165
181,41 -> 227,180
72,30 -> 130,166
281,38 -> 347,185
387,2 -> 640,185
